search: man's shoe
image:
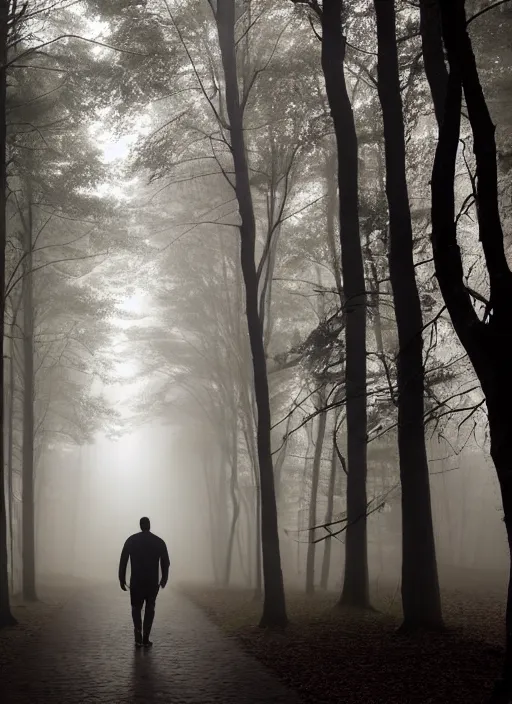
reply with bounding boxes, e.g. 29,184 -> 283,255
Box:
134,629 -> 143,647
142,635 -> 153,648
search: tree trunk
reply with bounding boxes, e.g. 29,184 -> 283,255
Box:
241,489 -> 254,588
253,481 -> 262,600
374,0 -> 442,631
241,410 -> 262,597
320,0 -> 369,609
7,331 -> 16,594
215,0 -> 287,628
21,192 -> 36,602
202,443 -> 221,584
431,1 -> 512,695
224,412 -> 240,586
298,423 -> 313,582
0,0 -> 16,626
419,0 -> 448,127
260,221 -> 279,352
487,401 -> 512,702
320,431 -> 339,590
306,403 -> 327,595
235,505 -> 249,585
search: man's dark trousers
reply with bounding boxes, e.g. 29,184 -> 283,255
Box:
130,582 -> 160,636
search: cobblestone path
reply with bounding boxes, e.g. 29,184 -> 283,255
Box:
1,585 -> 300,703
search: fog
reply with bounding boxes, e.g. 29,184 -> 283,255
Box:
23,425 -> 507,594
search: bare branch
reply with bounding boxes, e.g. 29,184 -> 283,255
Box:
466,0 -> 511,26
5,33 -> 149,69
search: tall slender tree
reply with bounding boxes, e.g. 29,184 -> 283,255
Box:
213,0 -> 287,628
373,0 -> 442,631
319,0 -> 369,609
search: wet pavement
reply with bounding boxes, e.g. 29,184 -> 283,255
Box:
1,585 -> 300,703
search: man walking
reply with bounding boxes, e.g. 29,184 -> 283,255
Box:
119,517 -> 170,647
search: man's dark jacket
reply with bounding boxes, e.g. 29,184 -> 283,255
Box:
118,531 -> 170,588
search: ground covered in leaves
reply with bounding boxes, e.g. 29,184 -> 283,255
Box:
183,567 -> 507,704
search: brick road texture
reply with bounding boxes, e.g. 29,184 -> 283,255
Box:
1,585 -> 301,703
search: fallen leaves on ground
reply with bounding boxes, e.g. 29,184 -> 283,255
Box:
183,570 -> 506,704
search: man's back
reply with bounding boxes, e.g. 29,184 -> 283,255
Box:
119,518 -> 169,648
119,531 -> 170,587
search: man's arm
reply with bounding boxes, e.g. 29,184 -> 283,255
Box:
160,542 -> 170,587
118,538 -> 130,590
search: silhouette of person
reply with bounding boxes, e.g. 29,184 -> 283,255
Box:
119,517 -> 170,647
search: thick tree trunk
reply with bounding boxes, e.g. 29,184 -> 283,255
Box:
487,400 -> 512,702
320,432 -> 338,590
0,0 -> 16,627
21,194 -> 36,602
321,0 -> 369,609
305,404 -> 327,595
215,0 -> 287,627
431,1 -> 512,695
374,0 -> 442,630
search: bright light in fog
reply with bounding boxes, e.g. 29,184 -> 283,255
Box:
119,290 -> 145,314
115,360 -> 139,378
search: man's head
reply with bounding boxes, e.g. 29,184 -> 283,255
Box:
140,516 -> 151,532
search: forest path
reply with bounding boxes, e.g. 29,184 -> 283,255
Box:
2,584 -> 300,703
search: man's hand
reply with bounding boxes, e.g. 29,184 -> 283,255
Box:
120,581 -> 127,592
160,578 -> 168,589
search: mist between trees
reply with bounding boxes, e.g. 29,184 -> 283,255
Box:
0,0 -> 511,701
